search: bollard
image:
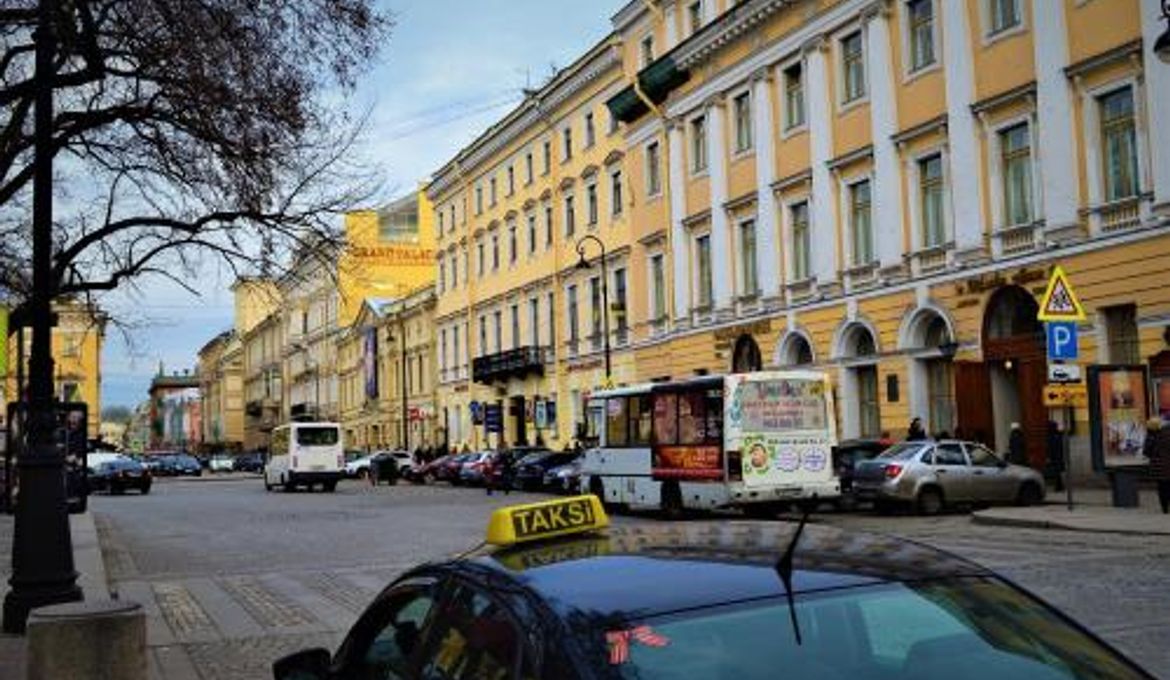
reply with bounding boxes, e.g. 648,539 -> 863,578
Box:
26,600 -> 145,680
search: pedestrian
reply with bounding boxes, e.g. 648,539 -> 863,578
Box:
1143,417 -> 1170,514
487,450 -> 514,496
1046,420 -> 1066,492
1008,422 -> 1027,466
906,417 -> 927,441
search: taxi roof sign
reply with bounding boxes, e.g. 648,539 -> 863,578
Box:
486,495 -> 609,547
1037,266 -> 1086,322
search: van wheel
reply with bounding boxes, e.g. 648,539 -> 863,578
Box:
916,487 -> 944,516
324,480 -> 337,493
1016,482 -> 1043,507
660,482 -> 684,520
283,476 -> 295,493
357,468 -> 369,480
264,479 -> 274,492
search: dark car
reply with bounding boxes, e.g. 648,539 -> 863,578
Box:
273,495 -> 1156,680
832,438 -> 891,500
159,454 -> 202,477
512,450 -> 576,491
233,453 -> 265,473
89,458 -> 152,495
434,453 -> 475,485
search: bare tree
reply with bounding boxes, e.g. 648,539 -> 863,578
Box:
0,0 -> 392,308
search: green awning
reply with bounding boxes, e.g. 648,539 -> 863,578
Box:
606,56 -> 689,124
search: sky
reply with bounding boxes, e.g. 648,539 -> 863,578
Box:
100,0 -> 624,408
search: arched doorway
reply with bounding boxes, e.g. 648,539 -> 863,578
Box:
731,334 -> 763,373
837,323 -> 881,438
901,308 -> 956,438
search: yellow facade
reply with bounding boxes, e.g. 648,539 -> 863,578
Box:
425,0 -> 1170,478
196,331 -> 245,450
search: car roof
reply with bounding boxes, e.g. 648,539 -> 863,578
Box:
450,522 -> 990,622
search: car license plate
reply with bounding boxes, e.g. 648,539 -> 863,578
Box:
310,464 -> 325,472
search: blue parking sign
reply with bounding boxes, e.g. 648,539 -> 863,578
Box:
1046,321 -> 1079,361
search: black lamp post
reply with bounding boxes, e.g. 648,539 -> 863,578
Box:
4,0 -> 84,633
1155,1 -> 1170,64
575,235 -> 611,382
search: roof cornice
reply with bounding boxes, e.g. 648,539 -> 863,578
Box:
673,0 -> 791,70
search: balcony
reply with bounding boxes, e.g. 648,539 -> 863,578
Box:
472,346 -> 548,385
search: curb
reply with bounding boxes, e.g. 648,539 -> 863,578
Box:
70,511 -> 111,600
971,511 -> 1170,536
154,474 -> 262,483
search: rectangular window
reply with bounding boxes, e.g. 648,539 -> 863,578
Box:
438,258 -> 446,293
613,267 -> 628,342
919,154 -> 946,247
1099,87 -> 1140,202
688,1 -> 703,34
478,315 -> 487,357
493,311 -> 502,353
453,326 -> 460,374
640,34 -> 655,67
691,115 -> 708,173
1000,123 -> 1034,226
585,112 -> 595,148
542,140 -> 551,174
527,214 -> 536,254
1103,304 -> 1139,364
525,152 -> 534,184
508,224 -> 517,264
544,204 -> 553,247
784,63 -> 805,129
611,170 -> 623,216
908,0 -> 935,72
589,276 -> 602,343
587,183 -> 598,225
567,285 -> 579,345
510,304 -> 520,350
696,234 -> 712,308
562,127 -> 573,162
739,220 -> 758,295
564,195 -> 575,236
608,109 -> 619,135
489,177 -> 497,206
491,234 -> 500,270
646,141 -> 662,195
850,179 -> 874,265
506,166 -> 514,195
477,241 -> 484,276
440,329 -> 448,373
438,210 -> 445,236
842,32 -> 866,103
529,298 -> 539,347
733,91 -> 753,152
651,254 -> 666,320
475,186 -> 483,214
606,397 -> 629,447
791,201 -> 810,280
548,292 -> 556,348
989,0 -> 1021,34
450,254 -> 459,287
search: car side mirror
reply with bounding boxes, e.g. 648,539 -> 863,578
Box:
272,648 -> 331,680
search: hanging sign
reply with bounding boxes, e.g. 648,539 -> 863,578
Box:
1037,266 -> 1087,322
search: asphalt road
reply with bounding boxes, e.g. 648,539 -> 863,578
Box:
93,478 -> 1170,679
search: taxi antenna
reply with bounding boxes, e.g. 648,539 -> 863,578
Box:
774,497 -> 815,646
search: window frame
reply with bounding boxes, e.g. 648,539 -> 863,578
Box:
782,60 -> 807,134
904,0 -> 939,77
847,176 -> 874,266
732,89 -> 753,154
1097,85 -> 1141,203
996,120 -> 1036,229
649,251 -> 667,322
690,114 -> 709,175
737,218 -> 759,296
645,140 -> 663,197
915,151 -> 949,250
694,233 -> 713,309
839,30 -> 868,107
610,169 -> 624,216
787,199 -> 811,282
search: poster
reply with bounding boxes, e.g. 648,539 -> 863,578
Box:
739,434 -> 832,487
652,445 -> 722,480
1088,365 -> 1149,470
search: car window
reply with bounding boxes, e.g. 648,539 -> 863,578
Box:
878,443 -> 925,461
419,582 -> 526,680
349,583 -> 438,679
966,444 -> 1002,468
931,443 -> 967,466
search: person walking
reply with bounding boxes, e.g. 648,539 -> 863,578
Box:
1008,422 -> 1027,466
1045,420 -> 1066,492
1143,417 -> 1170,514
906,417 -> 927,441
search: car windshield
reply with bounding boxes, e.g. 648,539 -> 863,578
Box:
175,455 -> 199,466
516,452 -> 551,466
297,426 -> 340,446
598,578 -> 1144,680
877,442 -> 926,461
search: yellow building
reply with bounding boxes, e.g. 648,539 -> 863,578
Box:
427,0 -> 1170,477
196,330 -> 244,450
2,299 -> 107,439
242,309 -> 284,451
428,37 -> 634,450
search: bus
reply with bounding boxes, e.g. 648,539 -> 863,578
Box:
581,370 -> 840,516
264,422 -> 345,492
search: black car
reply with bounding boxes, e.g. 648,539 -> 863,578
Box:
233,453 -> 265,473
158,454 -> 202,477
832,438 -> 892,498
274,495 -> 1156,680
89,458 -> 151,495
511,450 -> 575,491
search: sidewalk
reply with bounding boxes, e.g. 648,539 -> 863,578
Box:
0,511 -> 111,680
973,485 -> 1170,536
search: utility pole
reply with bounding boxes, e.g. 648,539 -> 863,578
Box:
4,0 -> 84,634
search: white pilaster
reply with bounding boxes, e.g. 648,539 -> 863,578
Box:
1141,0 -> 1170,212
940,0 -> 986,256
668,122 -> 691,322
805,38 -> 838,285
865,6 -> 904,270
1031,0 -> 1080,232
664,3 -> 678,50
752,69 -> 781,299
706,97 -> 733,310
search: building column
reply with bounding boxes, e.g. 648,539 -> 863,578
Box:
752,69 -> 781,303
1031,0 -> 1080,235
667,121 -> 691,327
664,3 -> 678,50
940,0 -> 986,260
706,96 -> 733,314
1141,0 -> 1170,213
864,5 -> 905,273
804,37 -> 838,288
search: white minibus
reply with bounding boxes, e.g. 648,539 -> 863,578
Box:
264,422 -> 345,492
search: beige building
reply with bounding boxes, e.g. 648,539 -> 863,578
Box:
279,243 -> 341,423
242,311 -> 284,451
196,330 -> 244,450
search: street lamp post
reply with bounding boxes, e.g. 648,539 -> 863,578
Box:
1155,1 -> 1170,63
575,235 -> 611,382
4,0 -> 84,633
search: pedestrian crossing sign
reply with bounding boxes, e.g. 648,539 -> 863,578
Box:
1037,266 -> 1086,322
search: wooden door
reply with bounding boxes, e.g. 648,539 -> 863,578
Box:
954,361 -> 993,447
1016,358 -> 1048,469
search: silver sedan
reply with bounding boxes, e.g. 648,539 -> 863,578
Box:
852,440 -> 1046,514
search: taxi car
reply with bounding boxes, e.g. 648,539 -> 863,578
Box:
273,496 -> 1155,680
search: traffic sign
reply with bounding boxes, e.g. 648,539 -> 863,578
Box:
1037,266 -> 1086,322
1043,383 -> 1088,407
1047,363 -> 1083,384
1045,321 -> 1079,361
484,404 -> 502,433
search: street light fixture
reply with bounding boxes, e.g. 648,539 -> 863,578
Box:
575,234 -> 611,382
1156,1 -> 1170,64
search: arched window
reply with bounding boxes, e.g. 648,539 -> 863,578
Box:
732,335 -> 763,373
779,333 -> 814,366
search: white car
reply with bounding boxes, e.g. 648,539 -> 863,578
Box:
209,456 -> 235,473
344,454 -> 377,479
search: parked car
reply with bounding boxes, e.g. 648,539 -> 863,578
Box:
161,454 -> 203,477
344,454 -> 376,479
233,453 -> 265,473
209,455 -> 235,473
380,450 -> 415,478
833,438 -> 892,502
411,453 -> 454,484
513,450 -> 577,491
436,453 -> 476,485
457,451 -> 495,486
89,458 -> 152,495
543,455 -> 583,493
852,439 -> 1046,514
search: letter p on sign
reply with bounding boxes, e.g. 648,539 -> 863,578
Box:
1046,321 -> 1079,361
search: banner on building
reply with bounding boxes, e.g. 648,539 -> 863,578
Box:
363,327 -> 378,400
1087,365 -> 1150,470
